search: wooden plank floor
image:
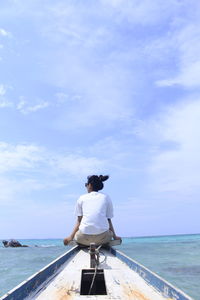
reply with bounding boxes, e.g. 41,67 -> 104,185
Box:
31,249 -> 167,300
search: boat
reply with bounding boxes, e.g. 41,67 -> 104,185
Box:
0,242 -> 194,300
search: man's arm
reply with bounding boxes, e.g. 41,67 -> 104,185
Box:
63,216 -> 82,245
108,218 -> 121,240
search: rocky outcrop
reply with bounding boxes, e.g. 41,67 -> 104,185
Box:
2,239 -> 28,247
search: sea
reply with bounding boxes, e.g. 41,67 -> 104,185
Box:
0,234 -> 199,299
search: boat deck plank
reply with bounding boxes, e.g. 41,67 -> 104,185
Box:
31,249 -> 167,300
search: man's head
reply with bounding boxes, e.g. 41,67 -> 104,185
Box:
85,175 -> 109,192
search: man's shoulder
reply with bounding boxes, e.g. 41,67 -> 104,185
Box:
78,193 -> 88,200
78,192 -> 111,200
97,192 -> 111,201
98,192 -> 108,197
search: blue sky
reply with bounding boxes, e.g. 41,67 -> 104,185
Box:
0,0 -> 200,238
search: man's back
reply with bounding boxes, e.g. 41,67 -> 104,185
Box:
76,192 -> 113,234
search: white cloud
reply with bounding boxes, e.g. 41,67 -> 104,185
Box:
0,143 -> 44,173
16,98 -> 49,114
0,95 -> 50,113
0,84 -> 14,108
24,101 -> 49,113
16,98 -> 26,110
157,61 -> 200,88
9,2 -> 136,129
0,141 -> 107,238
56,154 -> 106,177
1,0 -> 191,127
55,92 -> 69,104
0,28 -> 11,37
0,140 -> 108,236
52,58 -> 134,130
101,0 -> 182,25
0,84 -> 6,96
0,177 -> 48,205
0,142 -> 106,175
0,99 -> 13,108
156,21 -> 200,88
55,93 -> 82,105
0,0 -> 200,237
87,136 -> 137,172
148,99 -> 200,195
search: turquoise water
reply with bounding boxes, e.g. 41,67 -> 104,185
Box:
0,234 -> 199,299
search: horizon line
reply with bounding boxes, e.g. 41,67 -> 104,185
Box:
1,232 -> 200,240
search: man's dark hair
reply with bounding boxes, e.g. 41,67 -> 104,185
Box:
86,175 -> 109,191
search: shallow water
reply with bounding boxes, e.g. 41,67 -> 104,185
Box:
0,234 -> 199,299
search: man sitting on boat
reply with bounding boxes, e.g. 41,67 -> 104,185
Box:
63,175 -> 121,246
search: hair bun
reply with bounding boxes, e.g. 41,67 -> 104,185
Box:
99,175 -> 109,182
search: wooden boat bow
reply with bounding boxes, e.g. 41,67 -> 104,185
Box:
0,244 -> 194,300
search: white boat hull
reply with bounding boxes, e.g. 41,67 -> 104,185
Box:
0,246 -> 194,300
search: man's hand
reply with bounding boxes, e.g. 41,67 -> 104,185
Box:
113,235 -> 122,241
63,236 -> 73,246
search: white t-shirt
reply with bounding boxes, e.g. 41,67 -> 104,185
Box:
75,192 -> 113,235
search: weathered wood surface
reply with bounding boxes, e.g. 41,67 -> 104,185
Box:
31,249 -> 167,300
